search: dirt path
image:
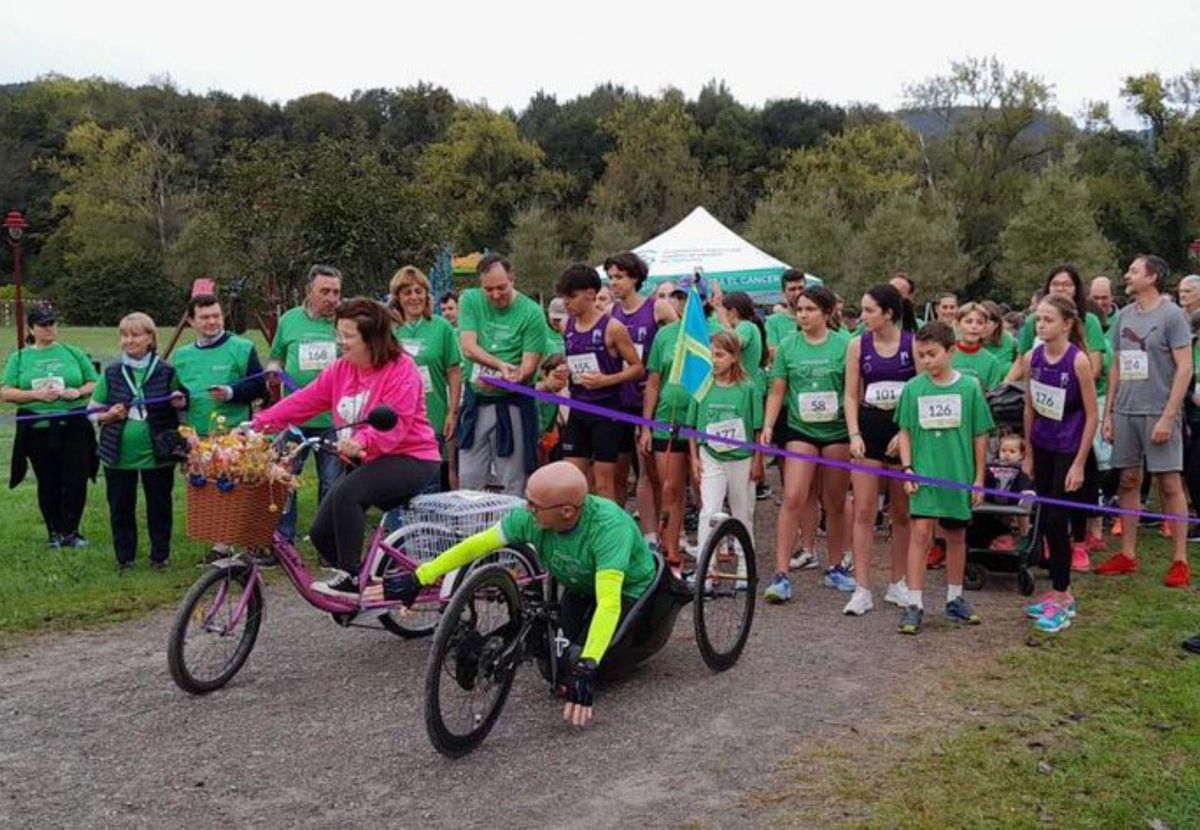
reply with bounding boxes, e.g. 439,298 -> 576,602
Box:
0,506 -> 1029,829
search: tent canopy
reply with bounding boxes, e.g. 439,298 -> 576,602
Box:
601,207 -> 818,303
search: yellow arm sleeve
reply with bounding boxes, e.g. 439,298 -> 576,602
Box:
581,569 -> 626,664
414,524 -> 506,586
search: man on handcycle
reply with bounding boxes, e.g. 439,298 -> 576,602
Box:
377,461 -> 657,726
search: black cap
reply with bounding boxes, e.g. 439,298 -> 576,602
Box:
27,306 -> 55,327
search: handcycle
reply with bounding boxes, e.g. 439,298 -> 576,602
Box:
422,514 -> 758,757
166,406 -> 541,695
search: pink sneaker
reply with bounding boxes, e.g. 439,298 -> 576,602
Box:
1070,543 -> 1092,572
991,534 -> 1016,551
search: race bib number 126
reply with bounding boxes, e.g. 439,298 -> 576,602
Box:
917,394 -> 962,430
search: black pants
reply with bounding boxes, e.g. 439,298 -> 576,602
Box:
105,466 -> 175,564
309,455 -> 440,572
1068,450 -> 1099,542
1185,422 -> 1200,516
23,422 -> 93,539
1034,446 -> 1081,593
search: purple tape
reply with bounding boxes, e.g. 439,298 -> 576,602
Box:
486,376 -> 1200,527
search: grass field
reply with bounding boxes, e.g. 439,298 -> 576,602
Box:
0,325 -> 309,640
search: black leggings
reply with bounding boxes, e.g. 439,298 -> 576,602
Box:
1034,445 -> 1082,593
24,420 -> 94,538
1185,423 -> 1200,515
1068,450 -> 1099,542
309,455 -> 440,572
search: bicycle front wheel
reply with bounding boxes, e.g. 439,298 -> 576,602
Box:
424,564 -> 523,758
167,564 -> 263,694
694,517 -> 756,672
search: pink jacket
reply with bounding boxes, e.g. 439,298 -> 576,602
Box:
253,355 -> 441,463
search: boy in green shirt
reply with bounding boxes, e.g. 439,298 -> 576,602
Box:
895,321 -> 994,635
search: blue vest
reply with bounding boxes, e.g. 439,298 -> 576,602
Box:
97,357 -> 182,466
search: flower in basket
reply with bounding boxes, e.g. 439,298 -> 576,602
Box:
179,421 -> 299,491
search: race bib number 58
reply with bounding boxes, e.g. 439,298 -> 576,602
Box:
797,391 -> 838,423
917,394 -> 962,430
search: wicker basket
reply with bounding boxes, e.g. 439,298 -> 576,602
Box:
185,479 -> 284,548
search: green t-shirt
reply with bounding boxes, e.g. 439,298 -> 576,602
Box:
895,372 -> 995,521
765,311 -> 797,349
645,316 -> 727,440
1191,341 -> 1200,425
92,364 -> 179,470
499,495 -> 656,599
983,332 -> 1018,377
173,335 -> 256,436
2,342 -> 98,428
951,345 -> 1005,392
770,328 -> 851,442
544,329 -> 565,356
269,306 -> 337,429
734,319 -> 766,395
458,288 -> 547,396
686,378 -> 764,461
537,398 -> 560,434
395,315 -> 462,437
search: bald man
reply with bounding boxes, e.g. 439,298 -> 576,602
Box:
378,462 -> 657,726
1089,276 -> 1115,327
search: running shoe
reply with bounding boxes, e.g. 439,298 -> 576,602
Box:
1164,560 -> 1191,588
312,570 -> 360,599
1035,604 -> 1072,634
756,483 -> 773,501
1024,593 -> 1077,619
47,535 -> 61,550
842,587 -> 874,616
823,565 -> 858,592
1084,533 -> 1107,552
884,580 -> 910,607
944,596 -> 982,625
763,573 -> 792,603
1111,517 -> 1123,537
60,532 -> 89,549
926,541 -> 946,569
1070,543 -> 1092,572
1094,552 -> 1138,576
897,604 -> 923,635
1183,634 -> 1200,655
788,549 -> 818,570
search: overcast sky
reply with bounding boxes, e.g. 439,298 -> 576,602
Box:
4,1 -> 1196,127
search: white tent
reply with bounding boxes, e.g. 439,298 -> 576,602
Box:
601,206 -> 819,303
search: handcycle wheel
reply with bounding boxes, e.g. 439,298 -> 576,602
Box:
424,564 -> 524,758
167,563 -> 263,694
694,517 -> 756,672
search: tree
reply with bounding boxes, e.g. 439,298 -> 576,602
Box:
999,160 -> 1116,302
591,91 -> 704,239
586,214 -> 642,264
742,188 -> 855,287
851,191 -> 970,306
507,205 -> 570,295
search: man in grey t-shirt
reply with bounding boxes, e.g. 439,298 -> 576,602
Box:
1098,254 -> 1192,586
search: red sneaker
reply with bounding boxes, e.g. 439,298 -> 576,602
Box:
1165,560 -> 1191,588
1112,518 -> 1123,537
1070,543 -> 1092,572
1094,552 -> 1138,576
926,541 -> 946,569
1084,533 -> 1107,552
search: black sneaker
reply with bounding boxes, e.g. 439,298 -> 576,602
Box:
1183,634 -> 1200,655
756,483 -> 772,502
47,535 -> 62,550
60,532 -> 89,549
150,560 -> 169,571
118,561 -> 134,571
312,570 -> 360,599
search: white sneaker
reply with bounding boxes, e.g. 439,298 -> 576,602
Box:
884,581 -> 909,607
789,550 -> 818,570
843,587 -> 874,616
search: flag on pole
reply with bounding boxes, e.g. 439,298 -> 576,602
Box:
667,283 -> 713,401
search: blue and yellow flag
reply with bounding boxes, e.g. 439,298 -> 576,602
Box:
667,285 -> 713,401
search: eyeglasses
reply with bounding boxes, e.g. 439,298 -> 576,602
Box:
526,499 -> 582,514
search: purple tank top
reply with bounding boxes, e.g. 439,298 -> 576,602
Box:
565,314 -> 625,403
860,330 -> 916,408
611,298 -> 659,409
1029,343 -> 1085,453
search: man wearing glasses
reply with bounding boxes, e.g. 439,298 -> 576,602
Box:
375,461 -> 657,726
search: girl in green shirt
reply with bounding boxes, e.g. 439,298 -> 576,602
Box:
687,331 -> 763,556
980,300 -> 1018,377
761,286 -> 853,602
720,291 -> 769,396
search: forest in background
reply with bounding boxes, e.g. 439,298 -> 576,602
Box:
1,57 -> 1198,323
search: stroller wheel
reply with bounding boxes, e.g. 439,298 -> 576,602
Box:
1017,566 -> 1036,597
963,562 -> 986,591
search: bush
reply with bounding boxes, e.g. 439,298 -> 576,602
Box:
51,253 -> 184,326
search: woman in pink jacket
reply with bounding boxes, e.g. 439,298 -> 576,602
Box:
253,298 -> 441,597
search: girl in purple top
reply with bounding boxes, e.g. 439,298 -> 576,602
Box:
1021,294 -> 1098,633
556,264 -> 644,504
842,283 -> 918,616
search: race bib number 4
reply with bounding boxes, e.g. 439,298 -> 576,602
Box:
706,417 -> 746,452
1030,379 -> 1066,421
31,376 -> 65,392
797,391 -> 839,423
917,394 -> 962,430
298,341 -> 336,372
566,352 -> 601,380
1118,350 -> 1148,381
864,381 -> 903,411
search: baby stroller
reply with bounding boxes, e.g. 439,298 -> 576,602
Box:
964,384 -> 1043,596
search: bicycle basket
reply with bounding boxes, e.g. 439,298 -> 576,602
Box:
185,479 -> 286,548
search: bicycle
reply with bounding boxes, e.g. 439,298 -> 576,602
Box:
166,406 -> 542,695
423,514 -> 757,757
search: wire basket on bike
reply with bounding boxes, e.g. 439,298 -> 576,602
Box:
395,491 -> 526,562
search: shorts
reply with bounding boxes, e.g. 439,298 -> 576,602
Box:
911,514 -> 970,530
859,406 -> 900,463
561,408 -> 626,464
651,436 -> 689,454
777,421 -> 848,451
616,409 -> 638,455
1110,412 -> 1184,473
